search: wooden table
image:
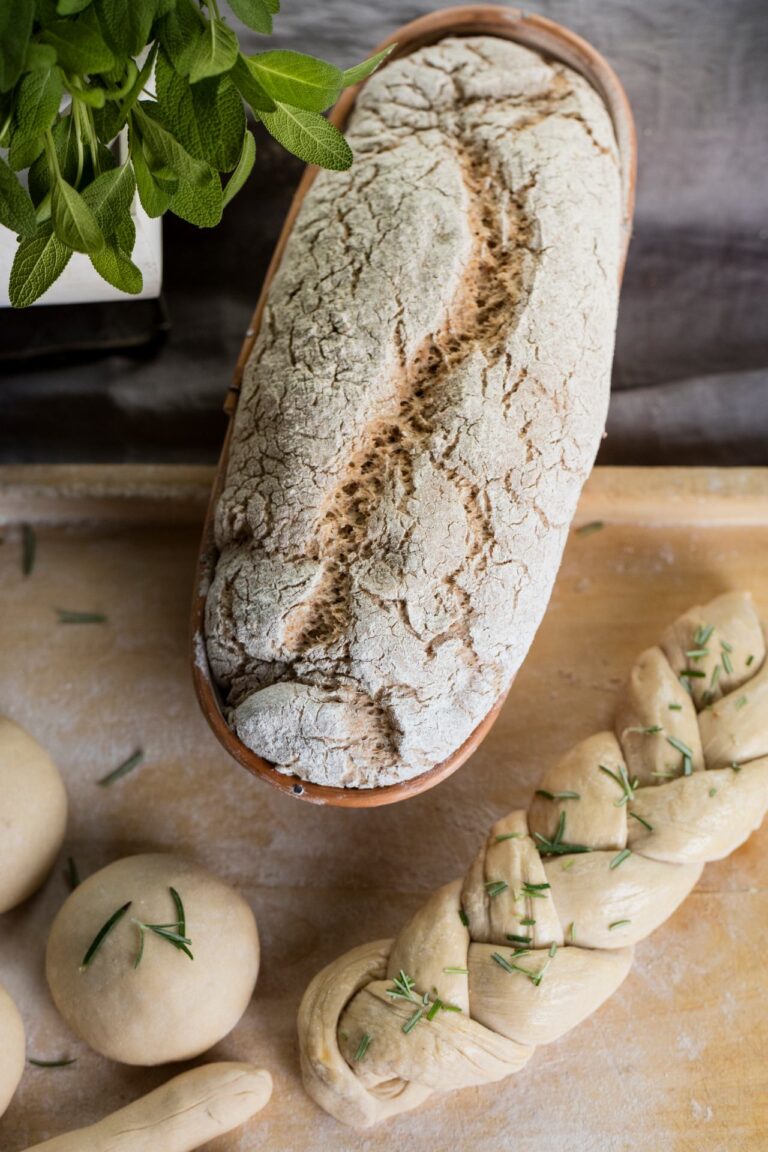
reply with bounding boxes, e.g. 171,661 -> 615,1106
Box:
1,466 -> 766,1152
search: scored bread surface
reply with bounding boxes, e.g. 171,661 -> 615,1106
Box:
206,36 -> 623,787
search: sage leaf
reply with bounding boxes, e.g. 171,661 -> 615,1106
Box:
170,169 -> 222,227
90,241 -> 142,294
260,103 -> 352,170
222,128 -> 255,207
41,16 -> 115,75
227,0 -> 273,35
134,103 -> 213,187
81,164 -> 136,234
96,0 -> 157,58
51,177 -> 104,253
8,132 -> 45,173
14,66 -> 64,142
188,16 -> 239,84
157,0 -> 204,78
0,155 -> 37,237
341,46 -> 394,88
23,43 -> 59,71
0,0 -> 34,93
250,49 -> 342,112
56,0 -> 95,13
156,53 -> 244,172
130,132 -> 175,217
230,53 -> 275,114
9,222 -> 72,307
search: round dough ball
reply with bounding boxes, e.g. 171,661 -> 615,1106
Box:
46,853 -> 259,1065
0,981 -> 25,1119
0,716 -> 68,914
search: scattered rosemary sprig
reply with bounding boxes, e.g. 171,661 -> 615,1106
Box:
694,625 -> 714,647
608,920 -> 631,931
746,654 -> 755,667
629,810 -> 653,832
65,855 -> 80,891
402,1008 -> 423,1034
28,1056 -> 77,1068
426,997 -> 461,1021
485,880 -> 508,899
386,970 -> 462,1035
459,908 -> 469,926
609,849 -> 632,870
533,810 -> 591,858
668,702 -> 683,711
576,520 -> 604,536
521,882 -> 551,899
21,523 -> 36,575
625,725 -> 662,736
721,645 -> 733,675
387,970 -> 417,1002
567,921 -> 575,942
80,901 -> 132,970
519,917 -> 537,926
132,888 -> 193,968
443,966 -> 469,975
506,933 -> 532,945
494,832 -> 522,842
679,669 -> 706,679
685,648 -> 709,660
353,1032 -> 372,1062
599,763 -> 638,807
535,790 -> 581,801
56,609 -> 107,624
98,749 -> 144,787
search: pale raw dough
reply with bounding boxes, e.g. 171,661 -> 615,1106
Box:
45,854 -> 259,1065
0,980 -> 25,1119
0,716 -> 67,914
298,592 -> 768,1126
207,35 -> 624,788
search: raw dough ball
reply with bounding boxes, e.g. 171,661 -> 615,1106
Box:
46,854 -> 260,1065
0,981 -> 25,1119
0,717 -> 68,914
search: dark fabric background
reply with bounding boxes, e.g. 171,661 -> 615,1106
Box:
1,0 -> 766,464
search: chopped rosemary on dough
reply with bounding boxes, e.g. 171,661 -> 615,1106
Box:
629,811 -> 654,832
567,921 -> 575,942
668,702 -> 683,711
403,1008 -> 423,1034
720,639 -> 733,653
576,520 -> 604,536
535,789 -> 581,800
21,523 -> 36,576
746,654 -> 755,667
599,763 -> 638,806
695,625 -> 714,647
548,942 -> 558,958
80,901 -> 132,970
735,695 -> 748,710
685,649 -> 709,660
679,669 -> 706,679
534,810 -> 591,857
651,769 -> 678,779
519,917 -> 537,925
626,725 -> 663,735
56,609 -> 107,624
721,648 -> 733,675
98,749 -> 144,787
683,756 -> 693,776
506,933 -> 532,945
521,882 -> 551,898
609,849 -> 632,870
560,859 -> 576,871
731,762 -> 742,773
491,952 -> 515,973
710,664 -> 721,689
28,1057 -> 77,1068
494,832 -> 522,842
65,855 -> 80,891
459,908 -> 469,926
608,920 -> 631,930
485,880 -> 508,898
443,966 -> 469,974
387,970 -> 417,1002
132,888 -> 193,968
709,787 -> 718,797
353,1032 -> 372,1061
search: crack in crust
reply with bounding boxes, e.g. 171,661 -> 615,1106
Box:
206,37 -> 623,787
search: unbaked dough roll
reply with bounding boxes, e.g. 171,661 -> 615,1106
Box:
0,716 -> 67,913
206,34 -> 625,788
298,592 -> 768,1126
0,980 -> 25,1119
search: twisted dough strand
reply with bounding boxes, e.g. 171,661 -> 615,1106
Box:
298,592 -> 768,1127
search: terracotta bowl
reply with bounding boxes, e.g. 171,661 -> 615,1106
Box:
190,4 -> 637,808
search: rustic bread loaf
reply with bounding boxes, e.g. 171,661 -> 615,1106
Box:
206,36 -> 624,788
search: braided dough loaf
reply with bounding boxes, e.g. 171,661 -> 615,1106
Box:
298,591 -> 768,1126
206,36 -> 624,788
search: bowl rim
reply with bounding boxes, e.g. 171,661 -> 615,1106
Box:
189,3 -> 637,808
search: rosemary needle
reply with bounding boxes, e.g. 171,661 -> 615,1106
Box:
21,523 -> 36,576
353,1033 -> 372,1062
608,920 -> 631,931
609,849 -> 632,870
98,749 -> 144,787
485,880 -> 508,898
80,901 -> 132,970
56,609 -> 107,624
65,855 -> 80,891
494,832 -> 522,842
28,1057 -> 77,1068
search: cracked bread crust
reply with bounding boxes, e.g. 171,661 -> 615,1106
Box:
206,36 -> 623,788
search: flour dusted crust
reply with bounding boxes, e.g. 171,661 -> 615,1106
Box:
297,592 -> 768,1126
206,37 -> 623,787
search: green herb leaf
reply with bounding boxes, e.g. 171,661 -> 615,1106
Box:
41,17 -> 115,75
134,103 -> 213,186
81,164 -> 136,233
459,908 -> 468,927
708,786 -> 717,797
98,749 -> 143,787
130,134 -> 176,217
442,966 -> 469,974
14,65 -> 63,143
260,102 -> 352,170
157,0 -> 205,77
170,887 -> 186,936
65,855 -> 80,891
666,734 -> 694,761
0,0 -> 34,93
250,49 -> 342,112
169,168 -> 222,227
608,919 -> 631,930
9,222 -> 72,307
494,832 -> 522,843
341,46 -> 394,88
8,130 -> 45,172
222,128 -> 255,207
668,702 -> 683,711
95,0 -> 157,57
694,624 -> 714,646
90,239 -> 142,293
746,654 -> 755,667
353,1031 -> 372,1061
0,158 -> 36,236
484,880 -> 508,898
230,52 -> 276,113
228,0 -> 273,34
57,0 -> 94,13
51,176 -> 104,254
23,42 -> 58,71
80,900 -> 131,970
402,1007 -> 423,1034
629,810 -> 653,832
188,16 -> 239,84
156,54 -> 245,172
609,848 -> 632,870
56,608 -> 107,623
506,933 -> 531,945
